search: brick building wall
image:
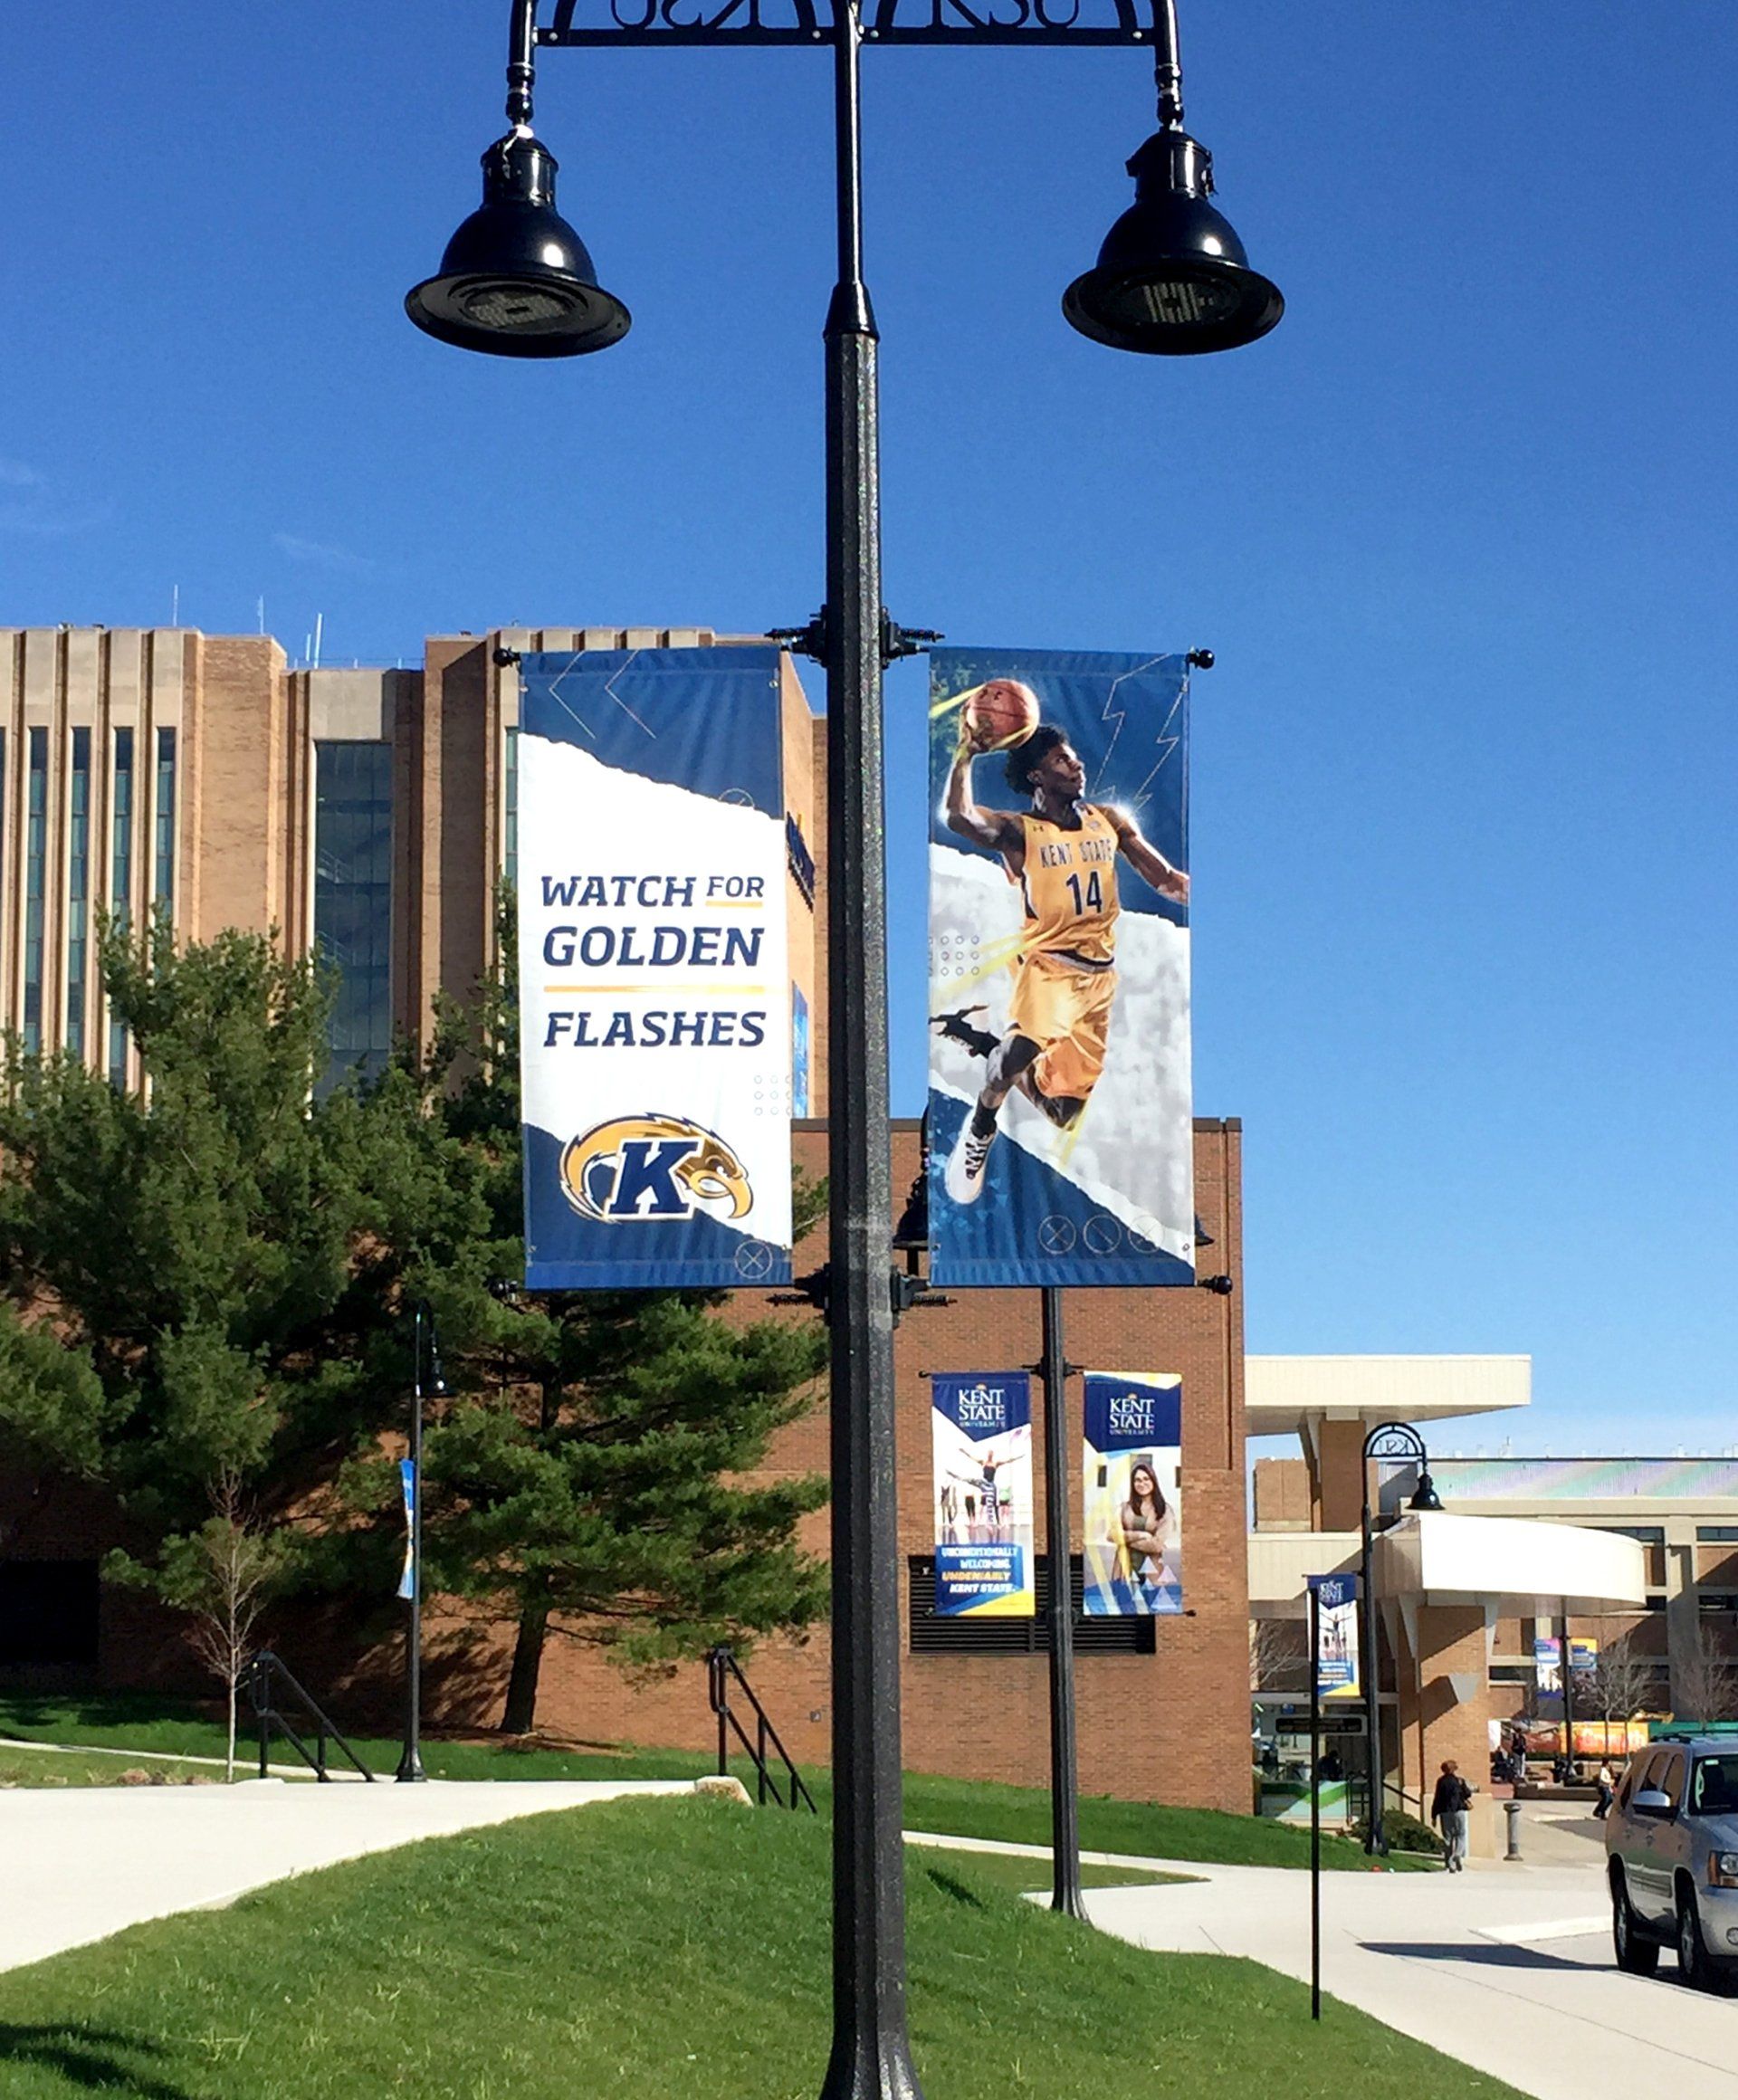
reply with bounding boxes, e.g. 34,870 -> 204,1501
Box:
406,1117 -> 1249,1813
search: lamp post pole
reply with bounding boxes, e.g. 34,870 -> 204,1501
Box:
1039,1287 -> 1085,1919
816,12 -> 922,2096
1358,1420 -> 1440,1854
396,1302 -> 431,1784
403,6 -> 1282,2092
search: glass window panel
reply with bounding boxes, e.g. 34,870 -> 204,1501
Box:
314,741 -> 393,1089
24,728 -> 47,1054
110,728 -> 134,1083
65,728 -> 91,1055
154,727 -> 177,919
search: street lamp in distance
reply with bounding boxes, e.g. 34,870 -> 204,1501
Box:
1358,1420 -> 1442,1852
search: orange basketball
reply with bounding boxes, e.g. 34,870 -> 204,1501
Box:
961,679 -> 1040,753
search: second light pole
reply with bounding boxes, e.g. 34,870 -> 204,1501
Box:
1358,1419 -> 1441,1853
396,1300 -> 449,1785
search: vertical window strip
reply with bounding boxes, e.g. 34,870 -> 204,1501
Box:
109,727 -> 134,1083
23,728 -> 47,1054
154,727 -> 177,921
313,741 -> 393,1089
504,727 -> 519,891
65,728 -> 91,1056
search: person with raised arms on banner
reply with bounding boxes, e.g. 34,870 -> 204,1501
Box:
939,687 -> 1189,1205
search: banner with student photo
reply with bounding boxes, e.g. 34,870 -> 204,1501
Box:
516,648 -> 793,1290
930,1373 -> 1035,1617
1082,1372 -> 1182,1616
926,646 -> 1193,1288
1309,1571 -> 1360,1700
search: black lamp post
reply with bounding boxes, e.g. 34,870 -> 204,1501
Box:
395,1300 -> 449,1784
405,3 -> 1279,2089
1358,1420 -> 1442,1853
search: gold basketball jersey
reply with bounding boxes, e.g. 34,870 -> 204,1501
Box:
1017,807 -> 1120,963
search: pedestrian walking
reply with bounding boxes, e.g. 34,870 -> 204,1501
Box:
1430,1759 -> 1475,1872
1593,1761 -> 1615,1819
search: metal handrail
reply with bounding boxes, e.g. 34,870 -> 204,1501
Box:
245,1649 -> 376,1782
706,1645 -> 816,1813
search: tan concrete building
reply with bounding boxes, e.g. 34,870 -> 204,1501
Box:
0,625 -> 824,1093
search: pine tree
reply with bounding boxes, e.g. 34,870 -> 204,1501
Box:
0,919 -> 487,1636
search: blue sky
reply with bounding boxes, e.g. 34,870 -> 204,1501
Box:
2,3 -> 1733,1450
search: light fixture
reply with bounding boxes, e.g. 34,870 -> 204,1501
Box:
406,129 -> 630,358
1065,9 -> 1282,356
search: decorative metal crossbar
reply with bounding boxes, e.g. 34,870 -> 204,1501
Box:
542,0 -> 1170,47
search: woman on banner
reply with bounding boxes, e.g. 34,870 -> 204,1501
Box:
1111,1457 -> 1178,1611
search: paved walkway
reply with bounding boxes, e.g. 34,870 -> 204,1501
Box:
909,1827 -> 1738,2100
0,1777 -> 690,1975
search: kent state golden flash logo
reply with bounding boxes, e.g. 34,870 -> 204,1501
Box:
559,1115 -> 754,1225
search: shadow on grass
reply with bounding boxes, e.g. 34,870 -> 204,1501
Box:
0,2022 -> 192,2098
1360,1940 -> 1610,1972
922,1868 -> 988,1909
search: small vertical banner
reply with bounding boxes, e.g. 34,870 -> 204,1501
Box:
1309,1572 -> 1361,1700
930,1373 -> 1035,1617
1082,1372 -> 1182,1615
1569,1636 -> 1599,1677
396,1458 -> 416,1601
926,646 -> 1194,1288
516,647 -> 793,1290
1533,1635 -> 1561,1692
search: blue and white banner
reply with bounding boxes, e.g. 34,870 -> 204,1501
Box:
926,647 -> 1193,1287
1082,1372 -> 1183,1616
517,648 -> 793,1289
1309,1572 -> 1360,1699
930,1372 -> 1035,1618
396,1458 -> 416,1601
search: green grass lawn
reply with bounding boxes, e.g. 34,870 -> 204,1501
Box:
0,1797 -> 1515,2099
0,1691 -> 1427,1866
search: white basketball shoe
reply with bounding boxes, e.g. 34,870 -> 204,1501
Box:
945,1115 -> 995,1206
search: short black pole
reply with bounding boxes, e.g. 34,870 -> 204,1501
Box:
1559,1605 -> 1575,1780
396,1303 -> 427,1783
1309,1581 -> 1322,2020
1360,1480 -> 1380,1854
1041,1286 -> 1086,1919
816,4 -> 922,2095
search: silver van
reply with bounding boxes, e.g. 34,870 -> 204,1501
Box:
1606,1737 -> 1738,1990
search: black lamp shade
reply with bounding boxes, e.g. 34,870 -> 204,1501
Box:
1409,1469 -> 1444,1513
1065,129 -> 1283,357
406,132 -> 630,359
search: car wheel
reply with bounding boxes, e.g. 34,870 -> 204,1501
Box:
1613,1875 -> 1659,1976
1676,1891 -> 1733,1992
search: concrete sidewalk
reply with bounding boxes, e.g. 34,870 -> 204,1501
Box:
0,1777 -> 690,1975
910,1834 -> 1738,2100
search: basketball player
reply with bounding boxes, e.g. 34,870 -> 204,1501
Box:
941,707 -> 1188,1206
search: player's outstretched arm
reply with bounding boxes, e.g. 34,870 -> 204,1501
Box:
944,735 -> 1022,854
1105,808 -> 1189,903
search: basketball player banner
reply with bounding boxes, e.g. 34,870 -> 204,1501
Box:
1082,1371 -> 1183,1616
515,647 -> 793,1290
1309,1571 -> 1360,1699
926,646 -> 1193,1287
930,1371 -> 1036,1617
